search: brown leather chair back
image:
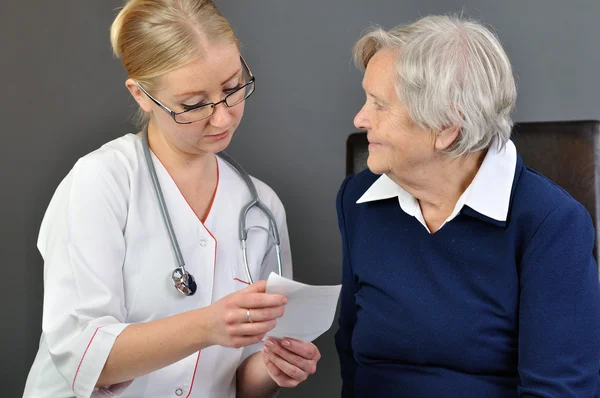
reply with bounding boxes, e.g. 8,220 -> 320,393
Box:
346,120 -> 600,259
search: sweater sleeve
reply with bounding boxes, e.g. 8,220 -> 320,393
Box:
517,201 -> 600,397
334,175 -> 359,398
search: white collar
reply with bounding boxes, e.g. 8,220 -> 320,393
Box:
356,139 -> 517,229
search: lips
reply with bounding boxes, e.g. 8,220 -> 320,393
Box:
206,130 -> 230,141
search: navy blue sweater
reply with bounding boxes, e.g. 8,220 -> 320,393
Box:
335,155 -> 600,397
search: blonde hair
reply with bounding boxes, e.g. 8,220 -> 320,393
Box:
353,15 -> 517,157
110,0 -> 240,125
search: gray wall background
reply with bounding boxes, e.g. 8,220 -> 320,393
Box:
1,0 -> 599,397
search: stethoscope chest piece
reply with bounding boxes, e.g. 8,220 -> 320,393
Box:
172,267 -> 197,296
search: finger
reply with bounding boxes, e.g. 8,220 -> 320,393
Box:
228,334 -> 267,349
263,353 -> 282,378
263,348 -> 308,381
263,353 -> 299,388
237,292 -> 287,309
265,357 -> 281,377
235,320 -> 276,336
239,279 -> 267,293
273,338 -> 321,361
264,340 -> 317,374
241,306 -> 284,324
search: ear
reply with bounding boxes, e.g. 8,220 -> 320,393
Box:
433,125 -> 461,152
125,78 -> 153,113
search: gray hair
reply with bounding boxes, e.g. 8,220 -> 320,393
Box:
353,15 -> 517,157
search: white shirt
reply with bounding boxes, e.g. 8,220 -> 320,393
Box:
23,134 -> 292,398
357,139 -> 517,232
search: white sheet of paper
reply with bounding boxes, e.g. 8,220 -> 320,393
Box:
264,272 -> 342,342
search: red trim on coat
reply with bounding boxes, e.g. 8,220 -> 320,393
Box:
185,351 -> 202,398
72,325 -> 105,391
183,224 -> 217,396
172,155 -> 219,223
192,200 -> 219,396
184,156 -> 222,396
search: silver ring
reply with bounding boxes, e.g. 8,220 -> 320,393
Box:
246,309 -> 253,323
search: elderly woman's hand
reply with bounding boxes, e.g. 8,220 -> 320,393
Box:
262,337 -> 321,387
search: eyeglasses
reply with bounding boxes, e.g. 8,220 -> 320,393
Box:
136,56 -> 255,124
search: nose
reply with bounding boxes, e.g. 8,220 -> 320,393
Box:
354,104 -> 370,131
209,101 -> 234,128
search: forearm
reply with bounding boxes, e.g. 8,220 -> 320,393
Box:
237,351 -> 280,398
96,307 -> 211,387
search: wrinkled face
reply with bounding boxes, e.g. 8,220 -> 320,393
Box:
133,43 -> 247,156
354,48 -> 435,178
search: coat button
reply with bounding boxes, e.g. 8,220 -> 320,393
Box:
175,388 -> 183,396
199,238 -> 207,247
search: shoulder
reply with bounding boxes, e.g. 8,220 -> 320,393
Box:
56,135 -> 143,212
510,162 -> 594,256
38,135 -> 138,253
73,134 -> 140,181
46,134 -> 139,217
514,167 -> 597,291
512,163 -> 592,229
48,134 -> 139,195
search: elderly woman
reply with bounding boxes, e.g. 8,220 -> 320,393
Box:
335,15 -> 600,397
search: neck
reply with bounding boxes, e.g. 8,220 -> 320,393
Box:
146,120 -> 216,182
388,149 -> 486,229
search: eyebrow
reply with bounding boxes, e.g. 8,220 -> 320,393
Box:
174,68 -> 242,99
361,80 -> 382,101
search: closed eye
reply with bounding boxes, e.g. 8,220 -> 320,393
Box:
181,84 -> 245,111
181,102 -> 209,112
223,83 -> 244,94
373,102 -> 384,110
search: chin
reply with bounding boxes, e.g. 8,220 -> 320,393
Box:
208,142 -> 230,155
204,132 -> 234,154
366,155 -> 388,175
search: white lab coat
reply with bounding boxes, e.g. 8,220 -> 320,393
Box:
23,134 -> 293,398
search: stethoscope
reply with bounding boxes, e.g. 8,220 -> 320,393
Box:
141,125 -> 283,296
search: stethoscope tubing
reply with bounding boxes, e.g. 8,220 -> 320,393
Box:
141,124 -> 283,294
